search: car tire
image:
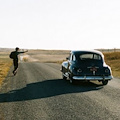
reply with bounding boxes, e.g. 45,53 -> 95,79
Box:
69,74 -> 76,84
62,73 -> 67,80
102,80 -> 108,85
70,79 -> 76,84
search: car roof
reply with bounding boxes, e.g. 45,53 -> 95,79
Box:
70,50 -> 103,56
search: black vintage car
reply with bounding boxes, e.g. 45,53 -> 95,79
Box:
61,50 -> 113,85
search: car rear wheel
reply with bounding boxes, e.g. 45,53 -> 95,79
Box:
102,80 -> 108,85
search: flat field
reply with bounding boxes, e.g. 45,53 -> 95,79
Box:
27,49 -> 70,63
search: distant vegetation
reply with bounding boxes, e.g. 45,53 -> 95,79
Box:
104,52 -> 120,78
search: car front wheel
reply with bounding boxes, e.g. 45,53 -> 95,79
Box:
62,73 -> 67,80
70,78 -> 76,84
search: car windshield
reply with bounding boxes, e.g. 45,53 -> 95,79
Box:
76,53 -> 102,61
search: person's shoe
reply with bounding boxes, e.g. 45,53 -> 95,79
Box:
13,71 -> 17,76
13,71 -> 14,75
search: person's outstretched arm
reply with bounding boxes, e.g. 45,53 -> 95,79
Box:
18,50 -> 28,54
23,50 -> 28,53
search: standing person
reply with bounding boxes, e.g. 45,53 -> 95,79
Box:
10,47 -> 28,76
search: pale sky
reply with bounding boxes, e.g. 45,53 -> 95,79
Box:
0,0 -> 120,50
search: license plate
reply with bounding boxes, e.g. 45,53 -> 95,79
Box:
90,67 -> 97,71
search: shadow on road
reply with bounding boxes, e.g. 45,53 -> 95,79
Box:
0,79 -> 103,103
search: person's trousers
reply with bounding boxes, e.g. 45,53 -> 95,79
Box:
13,59 -> 18,72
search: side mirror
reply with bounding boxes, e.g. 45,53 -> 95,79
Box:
66,57 -> 69,60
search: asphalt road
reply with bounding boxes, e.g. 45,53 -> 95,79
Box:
0,62 -> 120,120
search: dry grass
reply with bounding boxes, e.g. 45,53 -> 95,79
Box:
22,56 -> 28,62
0,53 -> 12,86
104,52 -> 120,78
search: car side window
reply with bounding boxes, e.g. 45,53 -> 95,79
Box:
73,55 -> 76,61
70,54 -> 76,61
70,54 -> 73,61
94,54 -> 101,60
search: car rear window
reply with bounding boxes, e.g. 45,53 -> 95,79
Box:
79,53 -> 102,60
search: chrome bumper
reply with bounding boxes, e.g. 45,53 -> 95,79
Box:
73,75 -> 113,81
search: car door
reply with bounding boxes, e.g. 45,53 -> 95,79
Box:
68,53 -> 76,72
63,53 -> 73,77
62,53 -> 71,75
